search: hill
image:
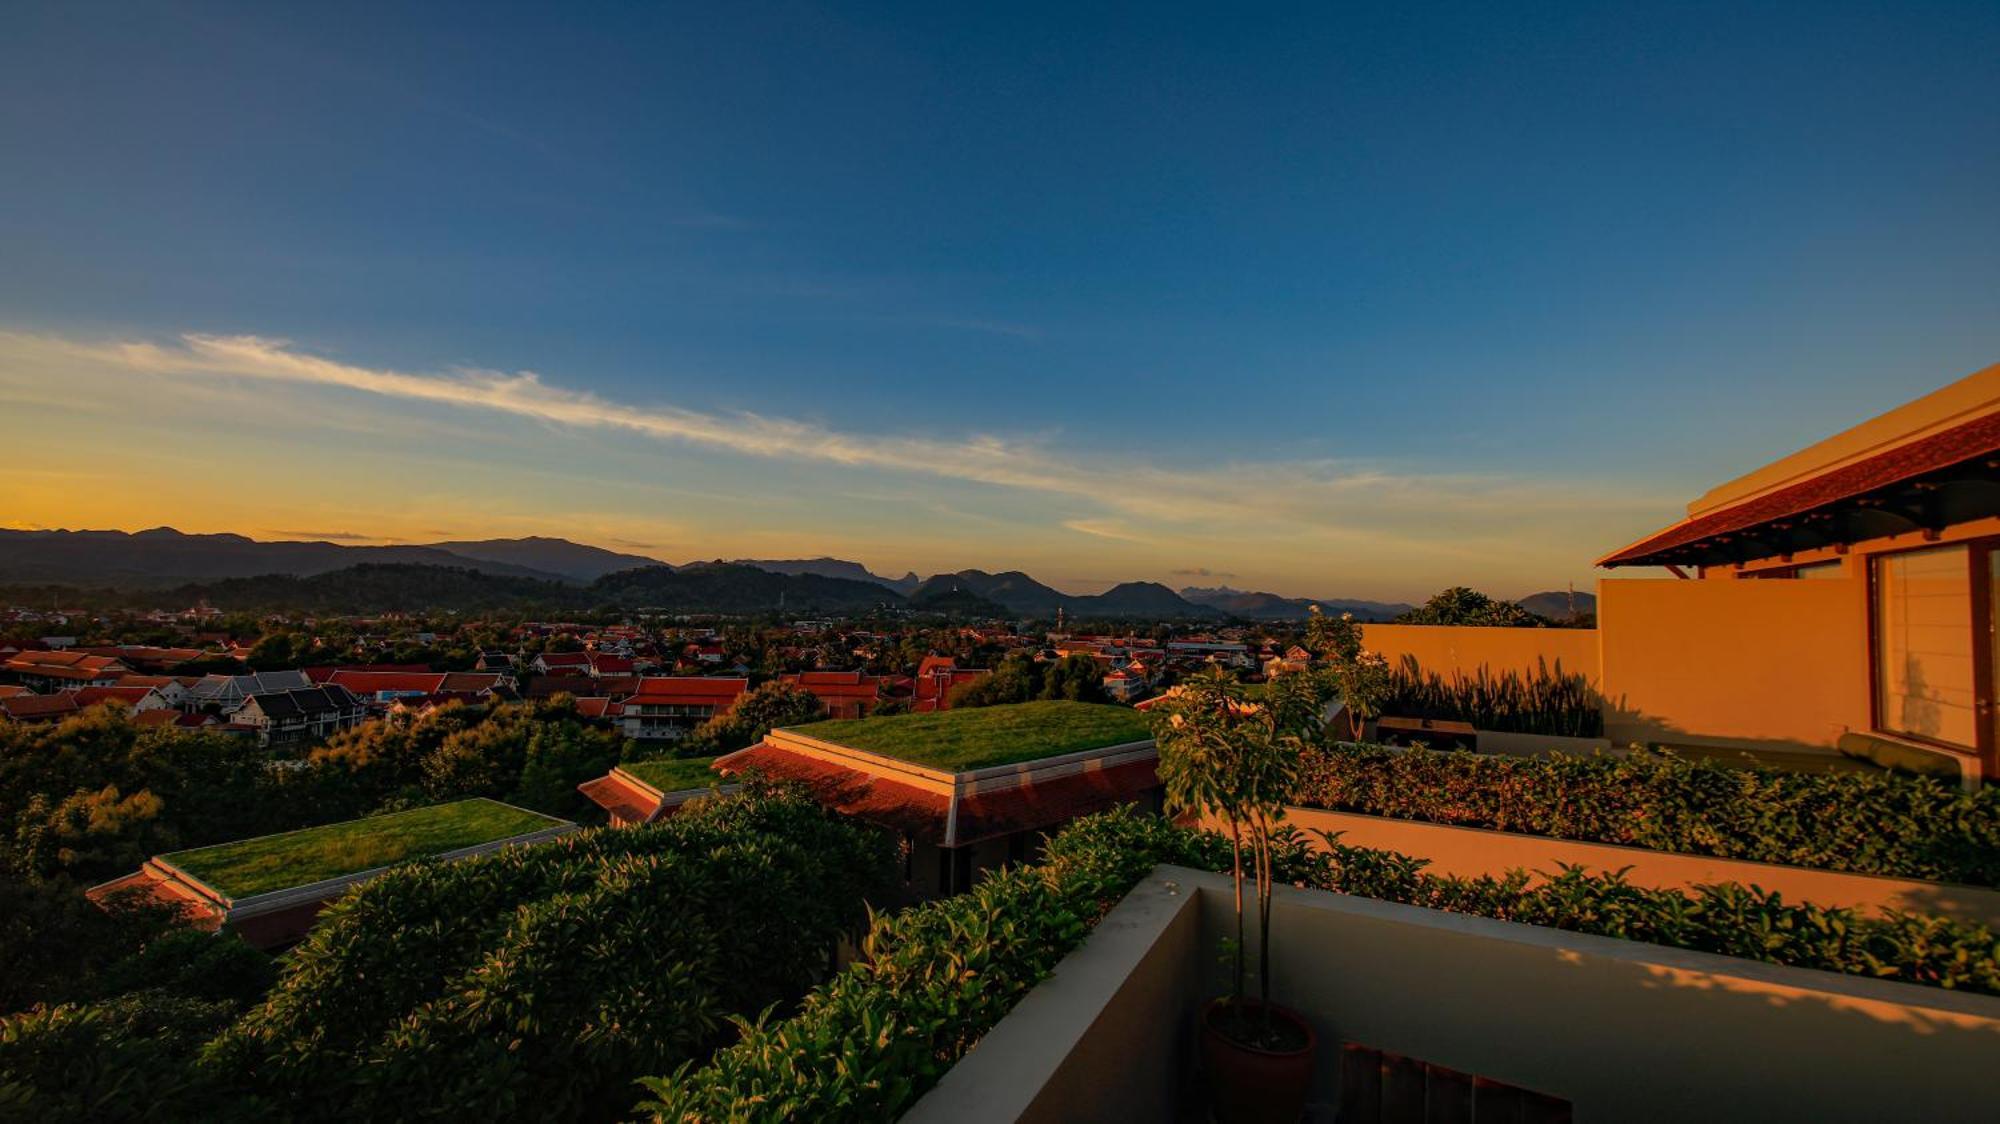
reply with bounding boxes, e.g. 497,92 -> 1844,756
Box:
911,570 -> 1070,615
906,584 -> 1010,616
427,537 -> 666,582
1516,589 -> 1597,622
734,557 -> 920,594
589,563 -> 904,614
179,564 -> 578,614
0,527 -> 565,586
1179,585 -> 1412,622
1069,581 -> 1221,619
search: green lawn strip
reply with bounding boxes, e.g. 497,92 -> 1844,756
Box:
621,755 -> 724,793
163,798 -> 563,899
792,700 -> 1153,771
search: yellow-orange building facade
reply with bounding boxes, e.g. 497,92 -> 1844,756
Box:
1370,361 -> 2000,784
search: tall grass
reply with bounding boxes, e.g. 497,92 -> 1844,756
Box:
1380,655 -> 1602,738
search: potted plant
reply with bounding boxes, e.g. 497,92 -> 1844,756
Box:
1156,670 -> 1319,1124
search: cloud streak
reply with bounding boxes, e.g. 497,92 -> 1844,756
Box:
0,330 -> 1673,570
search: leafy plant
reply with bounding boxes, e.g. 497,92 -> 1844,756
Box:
1378,655 -> 1602,738
1152,670 -> 1308,1045
1294,742 -> 2000,885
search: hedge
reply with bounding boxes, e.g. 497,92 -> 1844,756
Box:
0,785 -> 891,1123
640,808 -> 2000,1120
1294,743 -> 2000,886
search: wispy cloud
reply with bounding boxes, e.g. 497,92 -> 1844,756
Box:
0,330 -> 1673,577
270,529 -> 378,542
1171,566 -> 1236,578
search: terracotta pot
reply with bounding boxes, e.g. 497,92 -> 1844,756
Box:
1200,997 -> 1316,1124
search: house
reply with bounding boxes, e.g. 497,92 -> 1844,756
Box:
619,677 -> 750,740
4,650 -> 130,692
530,651 -> 591,675
232,685 -> 366,748
71,685 -> 172,712
912,656 -> 989,713
715,701 -> 1158,895
84,799 -> 573,949
1,693 -> 81,723
779,670 -> 884,720
321,669 -> 510,707
107,674 -> 191,707
1101,667 -> 1147,703
186,670 -> 314,715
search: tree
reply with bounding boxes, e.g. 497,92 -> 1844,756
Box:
947,654 -> 1039,708
1152,671 -> 1301,1044
694,681 -> 824,753
1305,606 -> 1390,740
1038,654 -> 1109,704
1394,586 -> 1546,627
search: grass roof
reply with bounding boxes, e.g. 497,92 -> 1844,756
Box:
793,700 -> 1154,772
163,798 -> 563,900
621,755 -> 724,793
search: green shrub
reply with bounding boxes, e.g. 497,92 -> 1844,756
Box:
1378,656 -> 1602,738
0,989 -> 241,1122
641,809 -> 2000,1121
1294,743 -> 2000,885
205,784 -> 891,1121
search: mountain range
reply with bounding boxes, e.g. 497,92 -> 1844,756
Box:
0,528 -> 1580,621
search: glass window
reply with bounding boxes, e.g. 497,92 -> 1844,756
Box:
1873,545 -> 1976,748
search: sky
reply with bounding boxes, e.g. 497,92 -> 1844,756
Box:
2,2 -> 1997,600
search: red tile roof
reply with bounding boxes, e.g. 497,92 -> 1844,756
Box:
717,743 -> 951,842
953,760 -> 1160,847
627,677 -> 749,709
1600,409 -> 2000,567
577,773 -> 659,825
71,686 -> 159,708
325,670 -> 447,695
2,694 -> 81,721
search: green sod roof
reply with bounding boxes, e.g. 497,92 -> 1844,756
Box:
621,755 -> 724,793
162,798 -> 564,900
791,700 -> 1154,772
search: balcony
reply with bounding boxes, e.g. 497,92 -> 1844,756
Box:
906,865 -> 2000,1123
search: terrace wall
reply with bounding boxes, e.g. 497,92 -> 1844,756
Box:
1599,576 -> 1868,751
1359,623 -> 1599,683
911,867 -> 2000,1123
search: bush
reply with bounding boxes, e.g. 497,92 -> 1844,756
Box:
1378,656 -> 1602,738
1294,743 -> 2000,885
204,784 -> 891,1121
641,808 -> 2000,1121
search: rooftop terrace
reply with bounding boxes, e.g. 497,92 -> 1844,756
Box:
790,700 -> 1153,772
162,798 -> 564,900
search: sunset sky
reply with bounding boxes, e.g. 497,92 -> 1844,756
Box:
3,2 -> 1997,599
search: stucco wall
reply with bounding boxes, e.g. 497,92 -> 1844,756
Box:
1599,576 -> 1869,750
1204,806 -> 2000,927
1360,623 -> 1599,682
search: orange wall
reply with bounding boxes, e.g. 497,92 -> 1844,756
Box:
1598,576 -> 1869,751
1359,623 -> 1599,682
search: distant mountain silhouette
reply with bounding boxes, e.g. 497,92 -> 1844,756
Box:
428,537 -> 667,582
1179,585 -> 1412,622
1072,581 -> 1223,619
0,527 -> 565,586
732,557 -> 920,594
1516,589 -> 1597,622
593,563 -> 903,613
910,570 -> 1070,614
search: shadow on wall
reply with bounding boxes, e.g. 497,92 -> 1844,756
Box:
1601,693 -> 1840,758
1203,874 -> 2000,1124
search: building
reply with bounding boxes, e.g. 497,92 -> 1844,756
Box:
0,693 -> 81,723
779,669 -> 885,719
232,685 -> 366,748
70,684 -> 172,712
715,701 -> 1159,895
1361,362 -> 2000,786
619,676 -> 749,740
576,756 -> 734,826
912,656 -> 988,712
185,670 -> 314,715
3,650 -> 130,692
85,799 -> 573,948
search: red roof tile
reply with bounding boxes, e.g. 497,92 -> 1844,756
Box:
717,743 -> 950,842
953,760 -> 1160,847
1600,410 -> 2000,566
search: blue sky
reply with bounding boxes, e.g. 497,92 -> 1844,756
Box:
2,2 -> 1997,599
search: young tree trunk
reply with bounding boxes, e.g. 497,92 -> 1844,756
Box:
1229,820 -> 1246,1004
